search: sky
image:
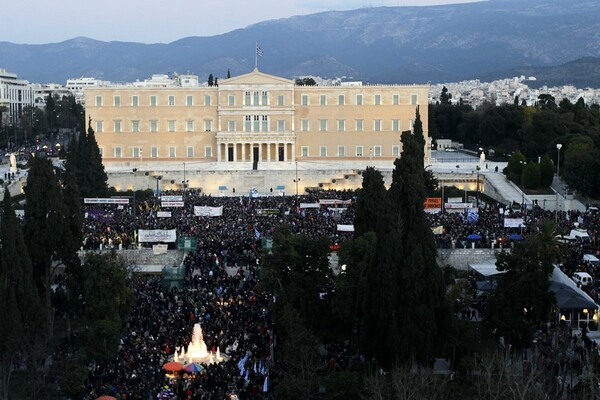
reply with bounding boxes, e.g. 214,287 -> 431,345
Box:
1,0 -> 482,45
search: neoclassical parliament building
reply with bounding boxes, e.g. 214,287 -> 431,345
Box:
85,69 -> 429,193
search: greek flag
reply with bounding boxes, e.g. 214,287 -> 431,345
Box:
467,209 -> 478,223
256,44 -> 263,57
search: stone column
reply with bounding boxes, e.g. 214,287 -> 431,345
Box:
267,143 -> 271,162
283,142 -> 288,161
233,141 -> 237,162
217,143 -> 222,162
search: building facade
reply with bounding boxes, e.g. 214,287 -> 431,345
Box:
0,68 -> 35,127
85,69 -> 429,171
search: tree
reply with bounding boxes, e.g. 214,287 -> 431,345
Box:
484,226 -> 556,350
295,77 -> 317,86
360,108 -> 448,368
353,167 -> 385,237
563,135 -> 598,197
69,119 -> 108,198
522,161 -> 540,189
207,73 -> 214,87
0,190 -> 49,399
227,69 -> 231,78
440,86 -> 452,105
537,94 -> 557,111
24,157 -> 64,304
538,154 -> 554,188
505,151 -> 527,184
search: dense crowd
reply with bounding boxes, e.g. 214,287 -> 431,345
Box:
78,190 -> 600,399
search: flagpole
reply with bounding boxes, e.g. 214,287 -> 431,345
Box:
255,42 -> 258,69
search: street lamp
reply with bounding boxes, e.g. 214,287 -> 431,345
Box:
520,160 -> 526,209
476,165 -> 481,208
556,143 -> 562,179
293,160 -> 300,197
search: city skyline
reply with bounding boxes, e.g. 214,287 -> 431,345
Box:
1,0 -> 482,45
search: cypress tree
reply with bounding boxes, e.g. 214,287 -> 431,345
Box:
354,166 -> 386,237
0,190 -> 48,399
24,157 -> 63,304
84,121 -> 108,197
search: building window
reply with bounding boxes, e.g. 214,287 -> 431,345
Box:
150,120 -> 158,132
204,119 -> 213,132
261,115 -> 268,132
356,94 -> 363,105
244,116 -> 251,132
186,120 -> 195,132
319,119 -> 328,132
228,95 -> 235,106
392,145 -> 400,157
204,95 -> 211,106
245,91 -> 251,105
338,146 -> 345,157
392,119 -> 400,132
409,119 -> 414,131
320,146 -> 327,157
277,95 -> 284,106
338,94 -> 345,105
114,120 -> 121,133
132,120 -> 140,133
114,95 -> 121,107
277,120 -> 285,132
337,119 -> 345,132
95,96 -> 102,106
168,120 -> 176,132
252,91 -> 259,105
411,94 -> 418,105
356,146 -> 363,157
186,95 -> 193,106
133,147 -> 142,158
169,147 -> 176,158
374,94 -> 381,105
187,146 -> 194,158
114,147 -> 122,158
301,94 -> 308,106
374,145 -> 382,157
320,94 -> 327,105
253,116 -> 260,132
301,119 -> 309,131
355,119 -> 363,132
151,147 -> 158,158
205,146 -> 212,158
262,91 -> 268,105
374,119 -> 382,132
150,95 -> 157,106
301,146 -> 309,157
132,95 -> 139,106
228,120 -> 236,132
393,94 -> 399,105
168,95 -> 175,106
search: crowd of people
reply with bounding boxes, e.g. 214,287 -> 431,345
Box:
77,189 -> 600,399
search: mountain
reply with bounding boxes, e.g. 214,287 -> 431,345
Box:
1,0 -> 600,85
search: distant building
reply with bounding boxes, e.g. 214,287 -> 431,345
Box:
85,69 -> 429,170
0,68 -> 35,126
66,77 -> 112,104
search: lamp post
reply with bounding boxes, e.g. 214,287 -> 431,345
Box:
476,165 -> 481,208
293,160 -> 300,197
520,160 -> 526,209
556,143 -> 562,179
